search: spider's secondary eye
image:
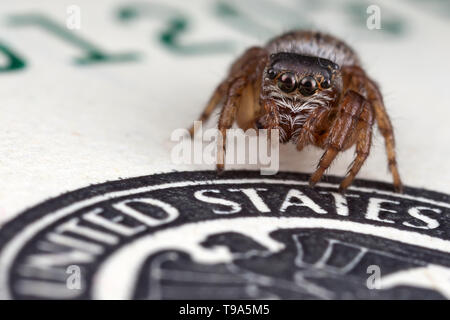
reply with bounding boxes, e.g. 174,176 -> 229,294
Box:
299,76 -> 318,96
277,72 -> 297,93
267,68 -> 277,79
321,78 -> 331,89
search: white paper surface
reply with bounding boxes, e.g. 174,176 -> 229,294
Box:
1,0 -> 449,226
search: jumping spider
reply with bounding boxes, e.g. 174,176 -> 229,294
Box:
189,30 -> 403,193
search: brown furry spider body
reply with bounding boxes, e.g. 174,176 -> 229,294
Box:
189,30 -> 403,193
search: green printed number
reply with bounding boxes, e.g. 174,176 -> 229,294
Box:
0,42 -> 26,72
118,3 -> 234,55
9,14 -> 138,65
215,1 -> 275,39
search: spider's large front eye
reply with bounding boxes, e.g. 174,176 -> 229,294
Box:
277,72 -> 297,93
299,76 -> 318,96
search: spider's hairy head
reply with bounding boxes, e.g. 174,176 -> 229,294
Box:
263,52 -> 342,111
263,52 -> 341,104
260,52 -> 343,141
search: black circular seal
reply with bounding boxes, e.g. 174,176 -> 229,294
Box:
0,171 -> 449,299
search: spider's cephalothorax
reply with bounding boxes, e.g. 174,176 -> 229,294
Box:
259,52 -> 342,143
189,30 -> 403,193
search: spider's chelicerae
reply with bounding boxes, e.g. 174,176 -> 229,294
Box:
189,30 -> 403,193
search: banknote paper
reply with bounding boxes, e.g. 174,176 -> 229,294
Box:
0,0 -> 449,300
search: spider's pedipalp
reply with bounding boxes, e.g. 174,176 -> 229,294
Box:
295,107 -> 330,151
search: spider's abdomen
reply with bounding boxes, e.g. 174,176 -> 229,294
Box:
265,30 -> 360,68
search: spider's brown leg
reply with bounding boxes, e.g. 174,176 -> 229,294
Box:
338,102 -> 374,192
192,46 -> 268,172
188,80 -> 229,137
366,78 -> 403,193
216,49 -> 269,171
309,91 -> 365,187
230,47 -> 266,75
237,54 -> 269,131
217,76 -> 247,171
189,46 -> 267,137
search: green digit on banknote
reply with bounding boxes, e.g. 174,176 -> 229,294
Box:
117,3 -> 234,55
0,42 -> 26,72
214,1 -> 276,39
9,13 -> 138,65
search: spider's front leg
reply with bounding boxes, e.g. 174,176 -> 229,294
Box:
215,48 -> 269,172
188,80 -> 230,137
189,47 -> 266,137
216,76 -> 247,171
309,90 -> 368,190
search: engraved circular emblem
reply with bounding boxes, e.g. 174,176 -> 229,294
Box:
0,171 -> 449,299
